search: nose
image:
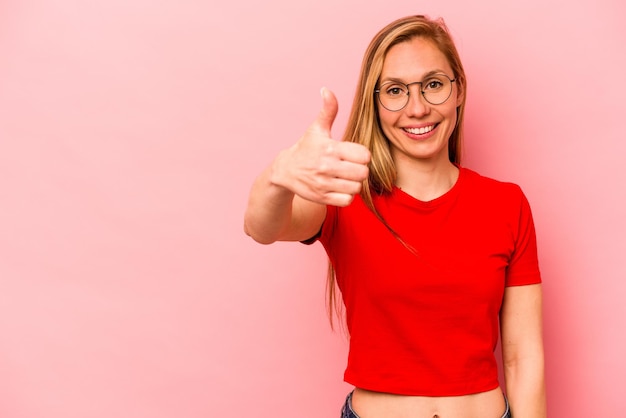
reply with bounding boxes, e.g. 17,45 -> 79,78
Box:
405,87 -> 430,118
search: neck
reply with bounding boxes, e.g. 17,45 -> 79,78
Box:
394,157 -> 460,202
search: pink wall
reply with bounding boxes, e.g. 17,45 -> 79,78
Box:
1,0 -> 624,416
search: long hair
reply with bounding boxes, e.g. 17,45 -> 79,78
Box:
327,15 -> 468,328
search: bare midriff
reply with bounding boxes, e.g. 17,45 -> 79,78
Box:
351,387 -> 505,418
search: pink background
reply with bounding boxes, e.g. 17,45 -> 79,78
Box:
1,0 -> 624,416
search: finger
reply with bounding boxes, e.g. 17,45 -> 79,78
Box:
296,184 -> 359,208
322,192 -> 358,208
324,160 -> 369,183
333,141 -> 371,165
296,176 -> 362,205
321,176 -> 363,195
313,87 -> 338,136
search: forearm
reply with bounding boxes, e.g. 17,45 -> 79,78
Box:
244,88 -> 368,244
243,160 -> 296,244
504,355 -> 546,418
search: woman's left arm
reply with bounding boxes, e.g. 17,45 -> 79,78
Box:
500,283 -> 547,418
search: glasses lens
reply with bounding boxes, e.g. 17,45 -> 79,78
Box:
422,75 -> 452,105
377,75 -> 454,111
378,82 -> 409,111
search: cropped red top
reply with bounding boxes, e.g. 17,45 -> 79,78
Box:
315,167 -> 541,396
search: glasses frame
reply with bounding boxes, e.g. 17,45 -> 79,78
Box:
374,73 -> 457,111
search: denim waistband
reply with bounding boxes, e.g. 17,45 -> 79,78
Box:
340,391 -> 511,418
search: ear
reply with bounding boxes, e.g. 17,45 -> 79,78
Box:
455,78 -> 465,107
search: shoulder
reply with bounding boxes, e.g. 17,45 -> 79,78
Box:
459,167 -> 533,221
461,167 -> 525,200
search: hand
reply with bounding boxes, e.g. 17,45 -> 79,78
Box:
272,88 -> 371,207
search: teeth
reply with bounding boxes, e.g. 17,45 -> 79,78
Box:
405,125 -> 434,135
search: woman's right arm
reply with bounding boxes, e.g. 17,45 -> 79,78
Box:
243,88 -> 371,244
243,163 -> 326,244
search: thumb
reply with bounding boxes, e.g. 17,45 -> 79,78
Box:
314,87 -> 338,136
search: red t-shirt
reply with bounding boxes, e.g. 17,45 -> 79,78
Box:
316,167 -> 541,396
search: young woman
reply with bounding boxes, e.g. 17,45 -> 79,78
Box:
244,15 -> 546,418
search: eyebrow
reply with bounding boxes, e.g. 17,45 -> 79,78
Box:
380,69 -> 451,84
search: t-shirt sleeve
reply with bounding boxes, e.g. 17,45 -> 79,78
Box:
300,205 -> 336,247
506,187 -> 542,286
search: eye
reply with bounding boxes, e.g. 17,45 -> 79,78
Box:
423,78 -> 445,91
383,84 -> 407,97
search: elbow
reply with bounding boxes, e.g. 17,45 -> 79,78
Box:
243,220 -> 277,245
502,345 -> 545,388
504,350 -> 545,372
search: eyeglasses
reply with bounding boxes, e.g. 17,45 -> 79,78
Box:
375,74 -> 456,111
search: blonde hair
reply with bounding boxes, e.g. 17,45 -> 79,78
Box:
327,15 -> 468,327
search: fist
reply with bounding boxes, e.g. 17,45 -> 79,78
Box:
272,88 -> 371,207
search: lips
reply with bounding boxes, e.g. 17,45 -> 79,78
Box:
403,124 -> 436,135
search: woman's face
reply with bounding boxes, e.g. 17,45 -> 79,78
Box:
377,37 -> 463,168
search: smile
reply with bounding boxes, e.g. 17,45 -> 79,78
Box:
403,124 -> 436,135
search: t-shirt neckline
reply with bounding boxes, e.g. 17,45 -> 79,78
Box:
391,166 -> 467,209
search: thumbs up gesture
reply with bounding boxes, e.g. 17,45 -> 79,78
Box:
272,88 -> 371,207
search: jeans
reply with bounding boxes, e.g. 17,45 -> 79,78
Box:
340,391 -> 511,418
